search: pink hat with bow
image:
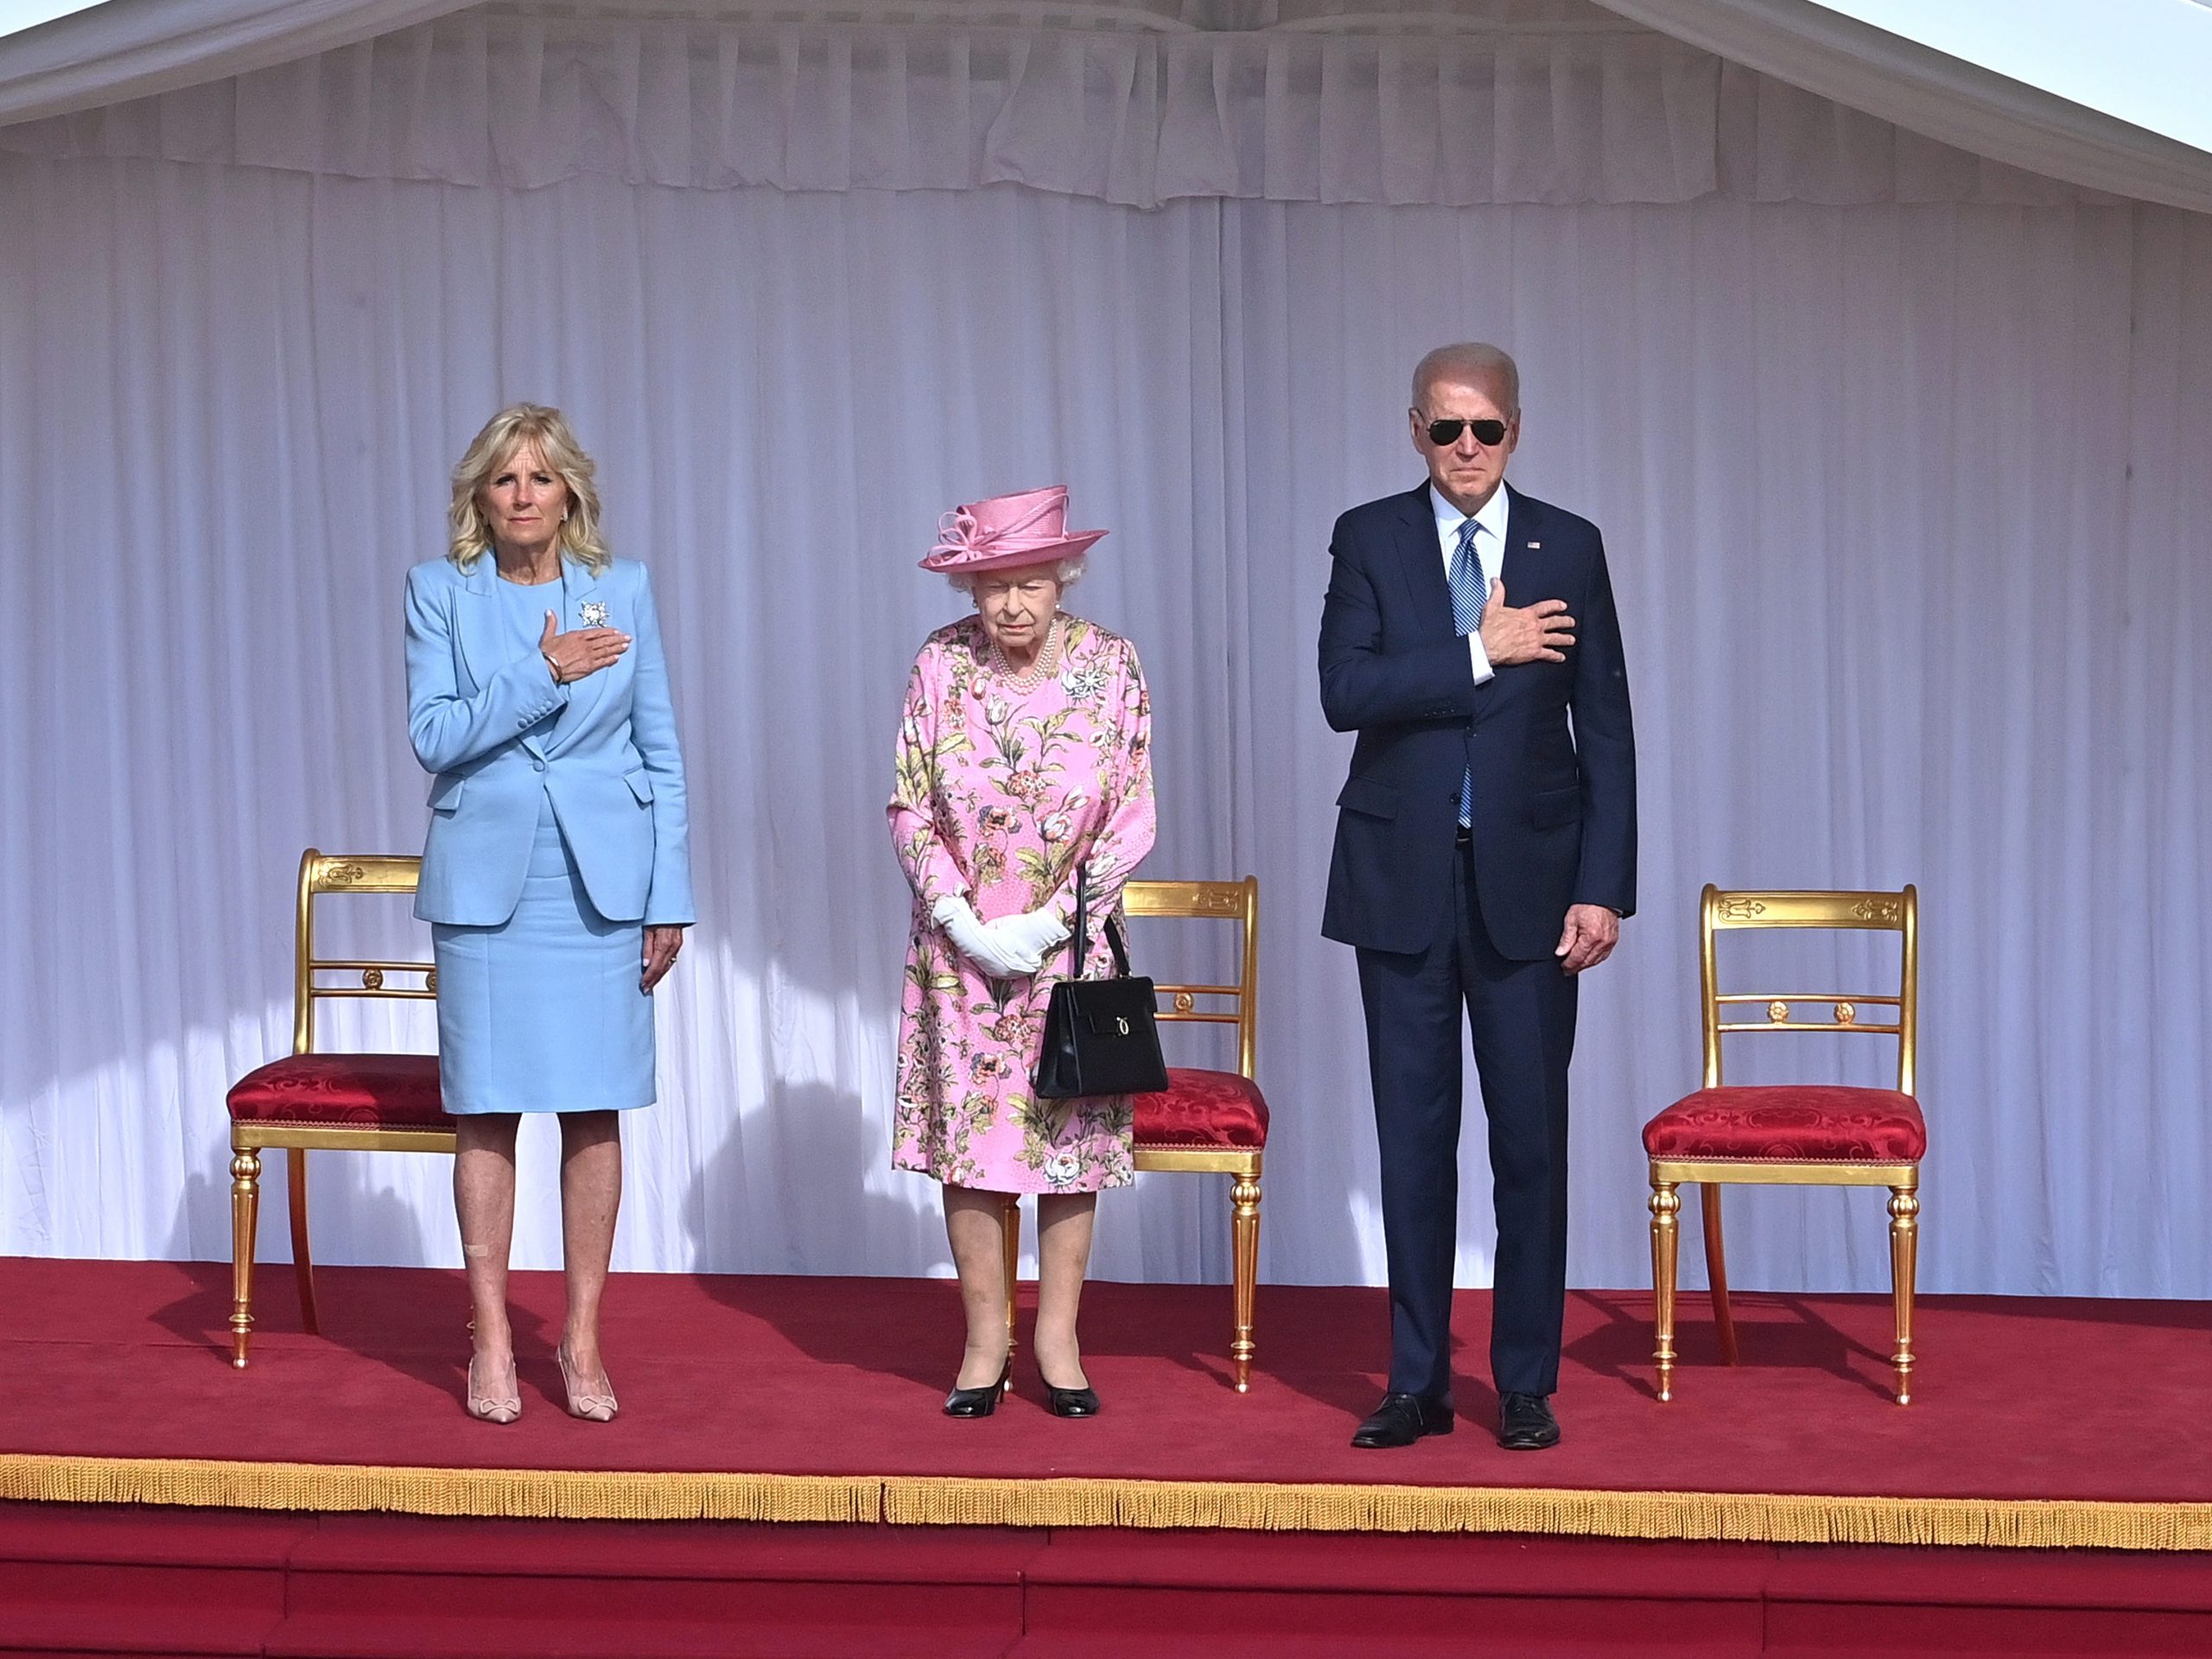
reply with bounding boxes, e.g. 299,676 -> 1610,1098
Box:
920,485 -> 1107,575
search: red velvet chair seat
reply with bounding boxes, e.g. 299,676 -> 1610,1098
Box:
1134,1067 -> 1270,1150
226,1053 -> 452,1129
1643,1085 -> 1925,1163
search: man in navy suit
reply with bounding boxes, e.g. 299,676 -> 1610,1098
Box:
1319,342 -> 1636,1451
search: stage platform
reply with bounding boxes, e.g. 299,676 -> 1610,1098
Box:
11,1505 -> 2212,1657
7,1257 -> 2212,1552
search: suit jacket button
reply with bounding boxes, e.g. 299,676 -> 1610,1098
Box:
533,759 -> 546,772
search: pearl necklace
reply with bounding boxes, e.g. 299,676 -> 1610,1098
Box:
987,614 -> 1063,692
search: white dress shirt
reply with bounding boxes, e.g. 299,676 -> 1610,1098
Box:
1432,480 -> 1510,687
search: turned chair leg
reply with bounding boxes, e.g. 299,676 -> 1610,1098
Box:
287,1147 -> 319,1335
1889,1182 -> 1920,1404
1700,1184 -> 1740,1365
1649,1180 -> 1680,1402
229,1148 -> 261,1368
1001,1193 -> 1020,1363
1229,1171 -> 1262,1393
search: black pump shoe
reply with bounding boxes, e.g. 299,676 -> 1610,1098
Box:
944,1363 -> 1011,1418
1043,1379 -> 1101,1417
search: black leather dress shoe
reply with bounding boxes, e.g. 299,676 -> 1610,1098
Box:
1497,1391 -> 1560,1450
1351,1391 -> 1454,1448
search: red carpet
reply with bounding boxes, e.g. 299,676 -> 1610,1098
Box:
7,1256 -> 2212,1546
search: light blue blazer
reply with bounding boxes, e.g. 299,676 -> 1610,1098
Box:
404,555 -> 694,929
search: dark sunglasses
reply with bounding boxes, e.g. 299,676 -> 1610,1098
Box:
1421,415 -> 1510,447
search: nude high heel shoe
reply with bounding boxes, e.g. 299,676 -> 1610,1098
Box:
556,1342 -> 619,1422
466,1353 -> 521,1424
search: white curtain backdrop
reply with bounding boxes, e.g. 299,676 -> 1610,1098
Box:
3,28 -> 2209,1299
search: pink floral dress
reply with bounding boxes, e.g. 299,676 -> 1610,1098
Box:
888,614 -> 1156,1193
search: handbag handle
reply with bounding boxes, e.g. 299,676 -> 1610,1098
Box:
1069,864 -> 1132,980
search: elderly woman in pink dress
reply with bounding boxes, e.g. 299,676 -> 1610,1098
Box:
888,486 -> 1156,1419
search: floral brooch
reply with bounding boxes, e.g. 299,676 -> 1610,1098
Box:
580,601 -> 609,628
1060,664 -> 1108,701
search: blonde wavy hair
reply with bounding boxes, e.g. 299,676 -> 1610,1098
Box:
448,404 -> 612,575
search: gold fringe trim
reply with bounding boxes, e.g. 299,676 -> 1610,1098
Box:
5,1454 -> 2210,1550
0,1457 -> 878,1524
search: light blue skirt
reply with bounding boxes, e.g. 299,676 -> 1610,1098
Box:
432,797 -> 655,1115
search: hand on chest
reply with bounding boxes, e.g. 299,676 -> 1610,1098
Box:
1409,532 -> 1568,645
460,588 -> 627,686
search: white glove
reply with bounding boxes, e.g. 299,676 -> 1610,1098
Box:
988,907 -> 1071,974
932,895 -> 1029,979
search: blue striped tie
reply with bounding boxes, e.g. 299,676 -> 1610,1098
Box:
1447,516 -> 1485,828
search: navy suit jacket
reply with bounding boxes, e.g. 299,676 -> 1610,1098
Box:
1319,483 -> 1635,960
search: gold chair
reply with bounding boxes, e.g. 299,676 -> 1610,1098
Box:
1003,877 -> 1269,1391
1643,885 -> 1923,1403
224,852 -> 454,1367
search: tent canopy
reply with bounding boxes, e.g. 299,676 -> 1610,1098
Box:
3,0 -> 2210,210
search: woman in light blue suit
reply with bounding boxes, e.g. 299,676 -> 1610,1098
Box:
404,404 -> 692,1425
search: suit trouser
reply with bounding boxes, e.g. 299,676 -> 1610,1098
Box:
1356,838 -> 1579,1399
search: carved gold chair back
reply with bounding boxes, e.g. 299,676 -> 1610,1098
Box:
1698,886 -> 1918,1095
1122,877 -> 1262,1083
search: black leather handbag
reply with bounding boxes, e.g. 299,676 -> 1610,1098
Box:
1032,866 -> 1168,1099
